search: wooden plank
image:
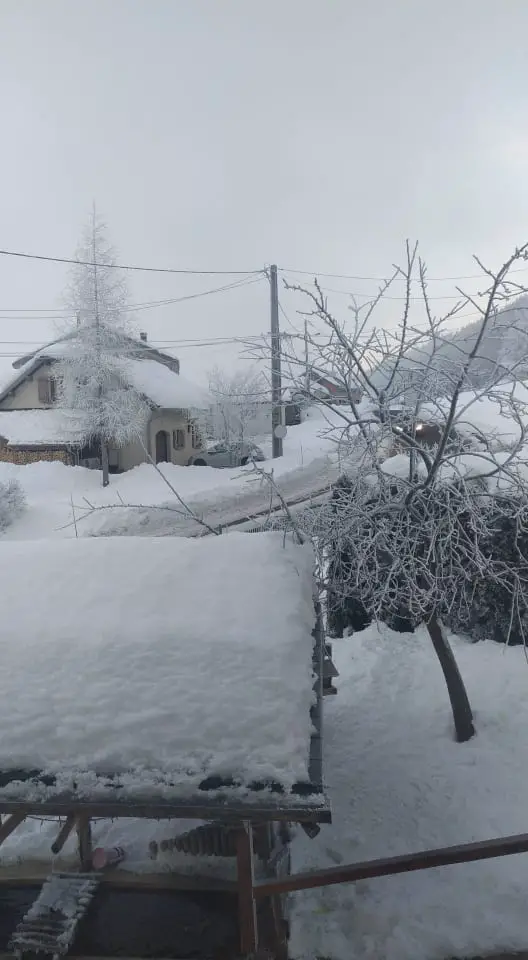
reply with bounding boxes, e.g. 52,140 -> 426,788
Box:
76,815 -> 92,871
0,797 -> 331,823
0,860 -> 237,892
0,812 -> 25,846
235,822 -> 258,955
51,813 -> 76,855
254,831 -> 528,898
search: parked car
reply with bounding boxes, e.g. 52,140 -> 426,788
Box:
188,441 -> 266,468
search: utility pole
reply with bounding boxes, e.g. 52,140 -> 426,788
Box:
304,318 -> 310,394
270,264 -> 283,458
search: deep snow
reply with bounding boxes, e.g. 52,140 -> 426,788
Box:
290,625 -> 528,960
0,406 -> 341,540
0,534 -> 316,797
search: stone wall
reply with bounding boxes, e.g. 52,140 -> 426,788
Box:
0,446 -> 74,466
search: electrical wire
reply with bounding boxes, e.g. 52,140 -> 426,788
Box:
279,264 -> 528,282
0,276 -> 264,321
0,247 -> 264,276
314,284 -> 477,302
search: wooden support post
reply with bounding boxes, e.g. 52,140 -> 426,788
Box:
51,814 -> 77,856
76,815 -> 93,871
236,822 -> 258,956
0,813 -> 25,847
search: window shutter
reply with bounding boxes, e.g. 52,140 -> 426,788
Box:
37,379 -> 50,404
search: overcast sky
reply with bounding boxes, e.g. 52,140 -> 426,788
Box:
1,0 -> 528,386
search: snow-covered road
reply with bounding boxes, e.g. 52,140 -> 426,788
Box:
82,454 -> 337,537
0,408 -> 351,540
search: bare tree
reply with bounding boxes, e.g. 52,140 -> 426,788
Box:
56,208 -> 149,485
276,241 -> 528,742
206,365 -> 269,444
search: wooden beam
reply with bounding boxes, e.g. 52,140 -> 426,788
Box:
0,812 -> 25,846
0,798 -> 330,824
254,830 -> 528,898
76,815 -> 92,871
0,861 -> 237,893
51,814 -> 76,855
236,822 -> 258,955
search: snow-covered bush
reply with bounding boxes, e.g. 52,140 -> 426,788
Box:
447,495 -> 528,645
0,479 -> 26,532
327,474 -> 528,646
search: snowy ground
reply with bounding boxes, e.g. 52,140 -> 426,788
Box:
0,406 -> 342,539
290,625 -> 528,960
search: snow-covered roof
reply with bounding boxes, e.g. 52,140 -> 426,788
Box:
122,358 -> 209,410
0,409 -> 87,446
0,534 -> 323,811
0,333 -> 207,412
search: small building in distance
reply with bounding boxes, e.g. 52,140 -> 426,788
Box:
0,331 -> 207,472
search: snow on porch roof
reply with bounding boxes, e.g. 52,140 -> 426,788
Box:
0,533 -> 324,813
0,409 -> 87,447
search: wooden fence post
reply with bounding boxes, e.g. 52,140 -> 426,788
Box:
76,815 -> 92,871
236,821 -> 258,956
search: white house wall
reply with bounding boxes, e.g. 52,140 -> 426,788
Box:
116,432 -> 149,472
0,361 -> 56,410
148,411 -> 198,466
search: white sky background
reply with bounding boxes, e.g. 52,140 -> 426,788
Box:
1,0 -> 528,387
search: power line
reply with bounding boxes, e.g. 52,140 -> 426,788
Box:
0,276 -> 265,320
279,264 -> 528,282
0,248 -> 264,276
1,243 -> 526,284
315,284 -> 476,302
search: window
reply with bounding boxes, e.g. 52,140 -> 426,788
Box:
37,377 -> 57,405
191,425 -> 201,449
173,429 -> 185,449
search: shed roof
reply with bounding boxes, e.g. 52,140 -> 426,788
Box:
0,409 -> 87,447
0,534 -> 326,818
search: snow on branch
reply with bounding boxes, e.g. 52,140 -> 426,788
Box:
272,241 -> 528,647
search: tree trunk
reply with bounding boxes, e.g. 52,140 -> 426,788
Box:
426,614 -> 475,743
101,442 -> 110,487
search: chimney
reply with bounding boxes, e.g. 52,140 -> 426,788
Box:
140,331 -> 147,342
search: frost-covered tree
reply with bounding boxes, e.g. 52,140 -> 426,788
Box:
278,241 -> 528,743
206,366 -> 269,443
57,209 -> 149,485
0,479 -> 26,533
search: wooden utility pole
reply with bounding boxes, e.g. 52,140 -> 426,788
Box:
270,264 -> 283,458
304,318 -> 310,394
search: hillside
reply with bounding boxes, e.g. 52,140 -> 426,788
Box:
371,294 -> 528,401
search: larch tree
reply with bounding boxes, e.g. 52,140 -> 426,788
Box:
276,241 -> 528,743
57,209 -> 149,486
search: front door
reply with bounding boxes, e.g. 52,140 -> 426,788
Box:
155,430 -> 169,463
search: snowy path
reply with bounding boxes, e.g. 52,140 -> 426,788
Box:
1,408 -> 347,540
83,454 -> 337,537
2,452 -> 337,540
290,626 -> 528,960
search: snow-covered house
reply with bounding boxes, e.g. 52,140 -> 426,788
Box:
0,332 -> 207,471
0,533 -> 328,957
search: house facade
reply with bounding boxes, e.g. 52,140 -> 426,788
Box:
0,334 -> 206,471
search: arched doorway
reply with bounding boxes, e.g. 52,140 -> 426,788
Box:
155,430 -> 169,463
